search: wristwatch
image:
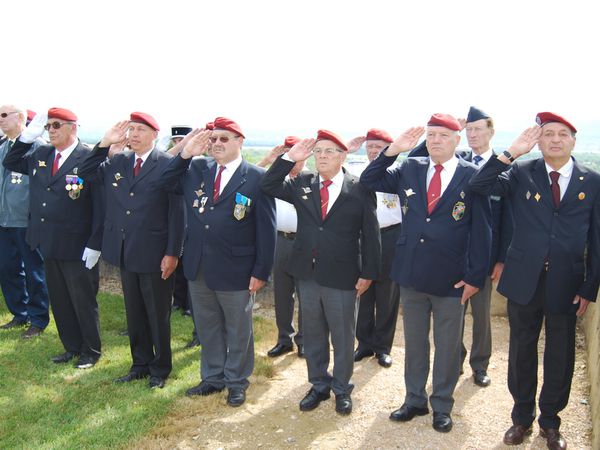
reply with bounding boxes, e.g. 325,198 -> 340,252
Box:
501,150 -> 515,163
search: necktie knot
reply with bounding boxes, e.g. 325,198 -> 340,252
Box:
322,179 -> 333,188
133,157 -> 143,177
473,155 -> 483,165
549,171 -> 560,183
434,164 -> 443,174
51,152 -> 62,176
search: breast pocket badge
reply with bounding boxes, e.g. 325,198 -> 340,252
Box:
452,201 -> 465,221
234,192 -> 252,220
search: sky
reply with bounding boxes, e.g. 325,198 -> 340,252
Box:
3,0 -> 598,143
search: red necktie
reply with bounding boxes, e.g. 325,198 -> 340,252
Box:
549,171 -> 561,208
133,158 -> 142,177
51,152 -> 61,176
320,179 -> 333,219
427,164 -> 443,214
213,165 -> 226,202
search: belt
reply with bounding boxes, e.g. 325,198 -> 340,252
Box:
380,223 -> 401,233
278,231 -> 296,240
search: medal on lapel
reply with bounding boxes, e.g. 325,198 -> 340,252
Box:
10,172 -> 23,184
452,201 -> 465,221
234,192 -> 252,220
65,175 -> 84,200
199,197 -> 208,213
38,160 -> 46,167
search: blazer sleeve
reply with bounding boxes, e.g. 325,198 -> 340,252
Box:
463,192 -> 492,289
2,140 -> 34,174
469,155 -> 517,197
359,186 -> 381,280
407,140 -> 428,157
165,192 -> 185,257
359,151 -> 403,194
260,155 -> 296,202
579,188 -> 600,302
496,197 -> 514,263
252,178 -> 277,282
85,178 -> 105,251
77,144 -> 109,182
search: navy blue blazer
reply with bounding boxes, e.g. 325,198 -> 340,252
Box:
3,140 -> 104,260
155,154 -> 276,290
409,141 -> 513,271
78,146 -> 185,273
360,152 -> 492,297
470,156 -> 600,313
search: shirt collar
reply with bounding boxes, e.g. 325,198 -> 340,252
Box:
134,147 -> 154,164
320,168 -> 344,186
475,148 -> 493,163
220,154 -> 243,172
545,157 -> 574,178
429,155 -> 459,173
55,139 -> 79,158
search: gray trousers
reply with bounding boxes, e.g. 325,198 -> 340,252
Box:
461,276 -> 492,372
274,234 -> 302,346
401,287 -> 465,414
297,277 -> 358,395
188,268 -> 254,390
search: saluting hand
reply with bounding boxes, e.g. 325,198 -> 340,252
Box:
249,276 -> 266,294
168,128 -> 203,156
385,127 -> 425,156
181,130 -> 211,159
455,280 -> 480,305
100,121 -> 129,148
257,144 -> 286,167
287,138 -> 316,162
507,126 -> 542,158
457,118 -> 467,131
160,255 -> 178,280
347,136 -> 366,154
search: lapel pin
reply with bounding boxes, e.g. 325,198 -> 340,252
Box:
404,188 -> 415,197
459,190 -> 465,199
38,160 -> 46,167
526,191 -> 531,200
580,176 -> 584,180
579,192 -> 586,200
534,192 -> 541,202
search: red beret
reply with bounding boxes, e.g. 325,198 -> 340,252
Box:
26,110 -> 36,122
284,136 -> 301,148
316,129 -> 348,152
205,122 -> 214,130
48,107 -> 77,122
366,128 -> 393,143
536,112 -> 577,134
427,113 -> 461,131
213,117 -> 245,138
130,111 -> 160,131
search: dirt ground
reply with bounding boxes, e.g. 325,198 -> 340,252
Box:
130,302 -> 592,450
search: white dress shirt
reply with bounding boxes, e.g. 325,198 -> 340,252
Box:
426,155 -> 459,196
320,169 -> 345,215
54,139 -> 78,169
132,147 -> 153,169
545,158 -> 573,201
214,155 -> 243,195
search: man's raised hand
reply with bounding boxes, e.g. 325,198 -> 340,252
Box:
385,127 -> 425,156
181,130 -> 211,159
100,121 -> 129,148
287,138 -> 316,162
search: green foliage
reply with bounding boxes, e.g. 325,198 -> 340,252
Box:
0,292 -> 275,449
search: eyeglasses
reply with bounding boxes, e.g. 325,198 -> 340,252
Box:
44,121 -> 75,131
0,111 -> 18,119
209,135 -> 236,144
313,148 -> 343,155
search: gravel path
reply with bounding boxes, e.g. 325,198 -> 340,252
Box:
132,309 -> 592,450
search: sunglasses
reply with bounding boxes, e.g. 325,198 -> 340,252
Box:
44,121 -> 75,131
209,135 -> 236,144
0,111 -> 18,118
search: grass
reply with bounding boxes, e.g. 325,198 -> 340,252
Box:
0,290 -> 276,450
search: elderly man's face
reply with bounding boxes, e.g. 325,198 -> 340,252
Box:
0,105 -> 24,136
128,122 -> 157,153
365,139 -> 388,162
425,126 -> 460,163
538,122 -> 576,164
209,130 -> 242,165
313,139 -> 346,179
48,119 -> 77,150
465,119 -> 494,153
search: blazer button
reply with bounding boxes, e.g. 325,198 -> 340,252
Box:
318,227 -> 323,231
46,187 -> 51,191
41,218 -> 45,222
419,238 -> 424,243
426,218 -> 431,222
205,224 -> 210,229
126,210 -> 131,215
130,192 -> 134,197
42,203 -> 46,207
210,207 -> 214,210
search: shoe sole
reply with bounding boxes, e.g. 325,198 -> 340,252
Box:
76,363 -> 95,369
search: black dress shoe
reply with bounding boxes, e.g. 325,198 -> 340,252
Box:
114,371 -> 148,383
267,343 -> 293,357
299,388 -> 330,411
186,382 -> 225,397
335,394 -> 352,415
51,351 -> 80,364
184,337 -> 201,349
297,344 -> 305,358
503,424 -> 532,445
473,370 -> 491,387
376,353 -> 392,368
1,318 -> 28,329
389,403 -> 429,422
432,412 -> 453,432
540,427 -> 567,450
227,388 -> 246,406
149,376 -> 165,389
22,325 -> 44,339
353,348 -> 374,362
75,355 -> 98,369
